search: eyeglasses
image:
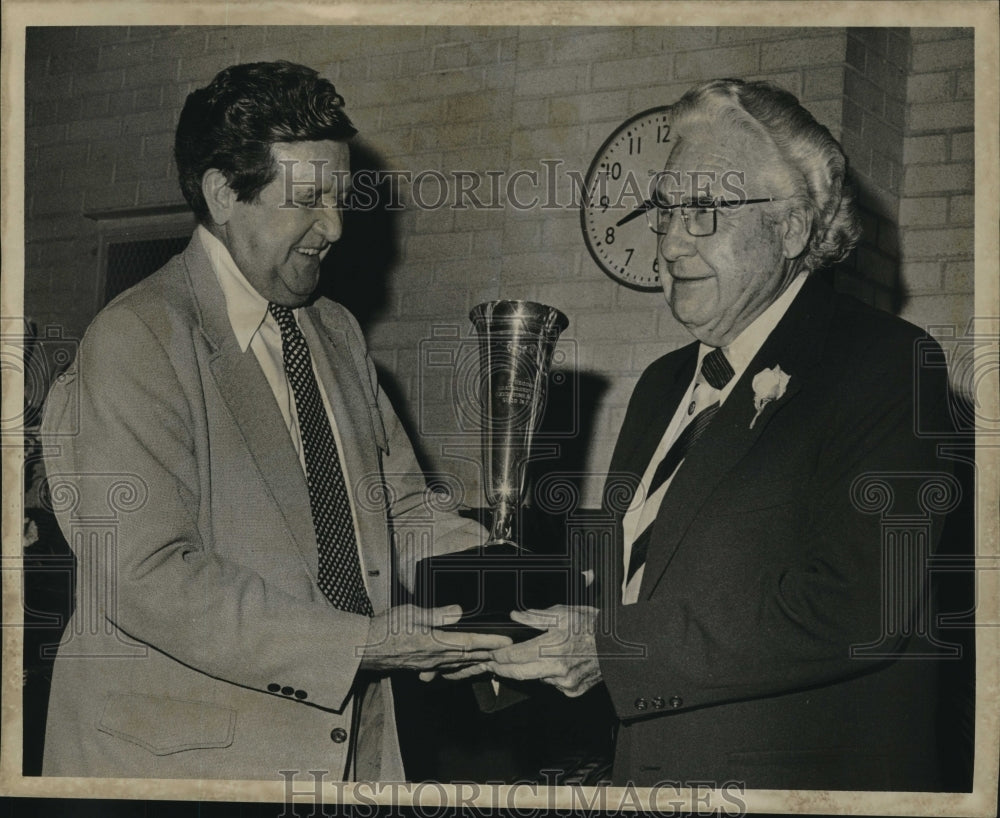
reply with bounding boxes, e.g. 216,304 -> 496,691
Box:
645,197 -> 778,238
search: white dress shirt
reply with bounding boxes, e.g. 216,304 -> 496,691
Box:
198,225 -> 368,579
621,273 -> 807,604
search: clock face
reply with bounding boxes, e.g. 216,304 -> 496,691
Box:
580,106 -> 676,291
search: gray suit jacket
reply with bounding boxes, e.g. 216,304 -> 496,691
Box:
40,236 -> 480,780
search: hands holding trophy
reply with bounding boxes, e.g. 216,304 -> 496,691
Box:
413,300 -> 590,642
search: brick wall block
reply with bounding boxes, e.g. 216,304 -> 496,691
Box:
867,56 -> 907,100
473,229 -> 503,257
83,182 -> 138,212
901,227 -> 974,260
911,37 -> 974,72
898,196 -> 947,226
677,45 -> 758,79
803,66 -> 845,100
406,231 -> 474,261
446,91 -> 512,123
416,69 -> 484,99
99,41 -> 155,70
950,131 -> 973,162
856,246 -> 897,289
592,55 -> 672,91
948,195 -> 974,225
576,342 -> 633,375
510,126 -> 586,160
909,28 -> 972,43
718,27 -> 819,44
658,28 -> 718,51
66,115 -> 122,143
760,35 -> 845,71
513,98 -> 548,128
845,36 -> 866,72
846,68 -> 885,115
536,280 -> 617,313
907,72 -> 954,103
137,178 -> 185,206
902,163 -> 973,196
49,47 -> 101,76
550,91 -> 631,126
955,69 -> 974,99
943,260 -> 973,293
900,261 -> 943,291
515,38 -> 551,69
515,65 -> 584,98
552,29 -> 633,65
902,135 -> 947,165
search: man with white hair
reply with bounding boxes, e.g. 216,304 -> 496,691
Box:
481,79 -> 954,791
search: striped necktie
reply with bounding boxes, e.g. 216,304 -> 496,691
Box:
269,303 -> 373,616
626,347 -> 735,582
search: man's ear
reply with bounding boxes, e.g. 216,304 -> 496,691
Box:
202,169 -> 235,226
780,206 -> 813,260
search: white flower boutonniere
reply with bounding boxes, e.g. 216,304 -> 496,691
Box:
750,365 -> 790,429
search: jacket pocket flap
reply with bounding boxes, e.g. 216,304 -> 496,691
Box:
98,693 -> 236,755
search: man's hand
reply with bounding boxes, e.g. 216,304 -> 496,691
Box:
360,604 -> 511,673
470,605 -> 603,697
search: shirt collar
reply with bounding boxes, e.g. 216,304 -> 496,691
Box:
198,225 -> 271,353
697,272 -> 807,384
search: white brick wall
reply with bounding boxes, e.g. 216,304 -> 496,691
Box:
900,27 -> 974,331
25,25 -> 975,507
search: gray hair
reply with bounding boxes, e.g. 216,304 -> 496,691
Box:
670,79 -> 861,274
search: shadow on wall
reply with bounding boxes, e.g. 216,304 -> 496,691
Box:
526,369 -> 611,529
318,137 -> 399,331
849,172 -> 908,316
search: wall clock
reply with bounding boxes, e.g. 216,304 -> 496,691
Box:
580,106 -> 675,291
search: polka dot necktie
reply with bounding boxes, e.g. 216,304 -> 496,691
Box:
269,303 -> 373,616
626,347 -> 735,582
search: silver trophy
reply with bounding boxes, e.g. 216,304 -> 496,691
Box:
470,300 -> 569,548
413,300 -> 578,638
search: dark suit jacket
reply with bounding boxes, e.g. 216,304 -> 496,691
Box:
595,274 -> 954,791
39,236 -> 481,780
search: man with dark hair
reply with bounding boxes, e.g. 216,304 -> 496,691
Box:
39,61 -> 508,781
480,79 -> 955,791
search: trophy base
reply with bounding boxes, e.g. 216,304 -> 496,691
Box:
413,543 -> 591,643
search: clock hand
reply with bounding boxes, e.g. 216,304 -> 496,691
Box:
615,199 -> 654,228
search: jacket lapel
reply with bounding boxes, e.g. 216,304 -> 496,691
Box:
182,239 -> 322,582
639,274 -> 837,599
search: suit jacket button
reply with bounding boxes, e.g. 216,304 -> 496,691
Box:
330,727 -> 348,743
281,686 -> 294,696
294,690 -> 307,700
634,698 -> 648,711
652,697 -> 665,709
669,695 -> 683,709
267,683 -> 281,693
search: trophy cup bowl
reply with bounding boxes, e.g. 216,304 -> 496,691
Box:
472,300 -> 568,548
414,301 -> 589,641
